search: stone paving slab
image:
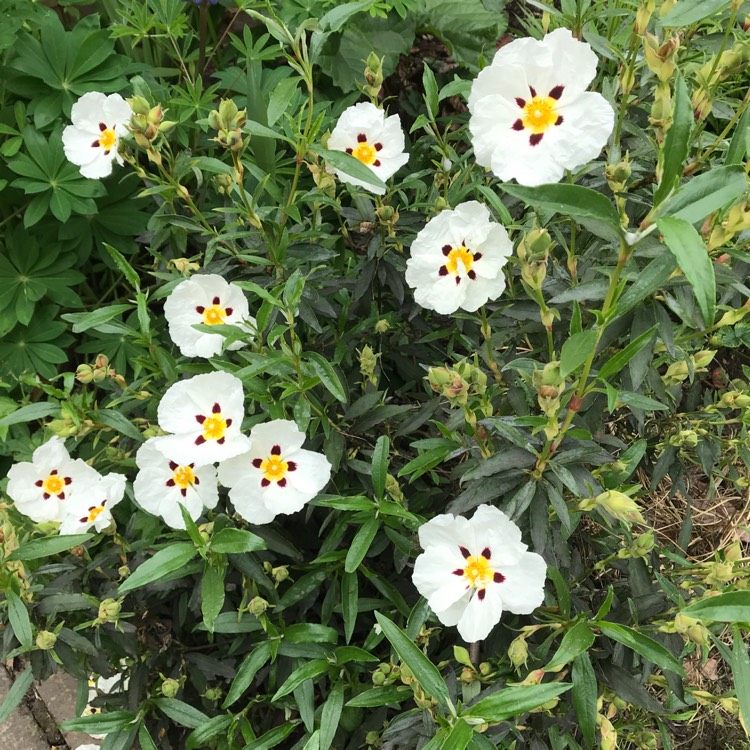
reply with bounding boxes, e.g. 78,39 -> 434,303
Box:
37,672 -> 100,750
0,666 -> 49,750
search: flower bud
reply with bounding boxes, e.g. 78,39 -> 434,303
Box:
479,662 -> 491,675
363,52 -> 384,97
725,541 -> 743,564
631,531 -> 655,557
76,364 -> 95,384
508,635 -> 529,668
161,677 -> 180,698
118,565 -> 130,579
248,596 -> 269,617
98,598 -> 121,622
374,319 -> 390,333
359,344 -> 380,386
706,561 -> 734,585
371,670 -> 385,686
271,565 -> 289,583
594,490 -> 646,524
218,98 -> 239,124
635,0 -> 655,33
385,474 -> 404,503
605,155 -> 631,192
203,687 -> 222,701
667,429 -> 699,448
598,715 -> 617,750
36,630 -> 57,650
127,95 -> 150,116
399,664 -> 414,684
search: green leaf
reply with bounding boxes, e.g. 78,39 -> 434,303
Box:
317,147 -> 387,192
186,714 -> 233,750
657,217 -> 715,327
731,626 -> 750,733
318,0 -> 371,32
345,517 -> 379,573
6,589 -> 33,649
560,330 -> 598,379
306,352 -> 347,402
572,653 -> 597,749
681,591 -> 750,622
102,243 -> 140,292
243,722 -> 298,750
345,685 -> 412,707
7,534 -> 93,561
422,62 -> 439,118
0,666 -> 34,724
271,659 -> 329,701
597,326 -> 657,381
441,719 -> 474,750
210,528 -> 266,554
60,711 -> 138,733
615,251 -> 678,319
319,682 -> 345,750
62,304 -> 133,333
138,725 -> 158,750
0,401 -> 60,427
374,612 -> 453,712
598,622 -> 684,676
201,561 -> 226,633
284,623 -> 339,644
653,74 -> 692,205
98,408 -> 144,442
725,106 -> 750,166
659,0 -> 731,26
118,543 -> 198,594
342,570 -> 358,644
152,697 -> 210,729
546,620 -> 595,670
371,435 -> 389,500
501,183 -> 622,240
223,641 -> 273,708
243,120 -> 294,143
463,683 -> 572,721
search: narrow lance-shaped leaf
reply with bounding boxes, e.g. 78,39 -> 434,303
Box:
598,622 -> 684,676
653,73 -> 692,205
118,543 -> 198,594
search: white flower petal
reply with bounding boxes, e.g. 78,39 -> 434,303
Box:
413,549 -> 469,611
70,92 -> 109,130
495,550 -> 547,613
285,449 -> 331,497
456,585 -> 504,642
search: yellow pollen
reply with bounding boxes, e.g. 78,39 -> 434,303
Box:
99,128 -> 116,150
352,141 -> 377,166
42,474 -> 64,495
202,414 -> 227,441
445,246 -> 474,276
522,96 -> 558,135
172,465 -> 196,489
201,304 -> 227,326
87,505 -> 105,522
463,555 -> 492,587
260,455 -> 289,482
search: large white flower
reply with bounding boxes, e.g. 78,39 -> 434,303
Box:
218,419 -> 331,525
6,437 -> 101,523
59,472 -> 126,535
153,371 -> 252,467
468,28 -> 614,186
133,438 -> 219,529
412,505 -> 547,642
327,102 -> 409,195
404,201 -> 513,315
62,92 -> 131,180
163,274 -> 256,359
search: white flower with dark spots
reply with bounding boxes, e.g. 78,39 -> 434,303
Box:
412,505 -> 547,642
83,672 -> 129,739
153,371 -> 252,467
62,92 -> 131,179
59,472 -> 126,534
404,201 -> 513,315
327,102 -> 409,195
6,437 -> 101,524
163,274 -> 255,359
468,28 -> 614,186
218,419 -> 331,525
133,438 -> 219,529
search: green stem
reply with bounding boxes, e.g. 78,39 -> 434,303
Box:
610,31 -> 640,159
480,306 -> 504,386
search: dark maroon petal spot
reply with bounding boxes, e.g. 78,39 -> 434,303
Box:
477,588 -> 486,601
212,402 -> 221,413
261,478 -> 271,487
91,139 -> 100,148
80,516 -> 88,523
195,436 -> 206,445
217,437 -> 225,445
459,546 -> 471,559
169,461 -> 178,470
35,480 -> 43,487
468,270 -> 477,280
88,506 -> 96,512
481,547 -> 491,559
438,266 -> 449,277
357,133 -> 367,142
493,572 -> 506,583
373,159 -> 381,167
166,479 -> 175,486
512,119 -> 524,131
180,488 -> 187,497
548,85 -> 564,100
452,568 -> 464,576
252,458 -> 263,468
99,122 -> 107,131
346,147 -> 353,154
555,115 -> 564,126
442,244 -> 452,256
455,277 -> 461,285
529,133 -> 544,147
64,476 -> 72,485
271,445 -> 281,455
375,142 -> 383,151
225,418 -> 233,427
278,478 -> 287,487
287,461 -> 297,471
473,252 -> 482,262
196,306 -> 205,314
102,500 -> 107,507
515,97 -> 526,108
529,85 -> 537,97
58,492 -> 65,500
43,493 -> 50,500
104,150 -> 110,156
189,463 -> 195,468
50,469 -> 58,475
194,477 -> 200,485
225,307 -> 233,316
196,414 -> 206,424
212,296 -> 220,305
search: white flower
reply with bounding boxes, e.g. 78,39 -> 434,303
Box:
468,28 -> 614,186
163,274 -> 256,359
153,371 -> 253,467
133,438 -> 219,529
59,473 -> 126,535
404,201 -> 513,315
412,505 -> 547,642
62,92 -> 131,179
84,672 -> 129,739
6,437 -> 101,524
327,102 -> 409,195
218,419 -> 331,525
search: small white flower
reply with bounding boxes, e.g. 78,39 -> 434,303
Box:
153,371 -> 253,467
327,102 -> 409,195
133,438 -> 219,529
59,473 -> 126,535
62,92 -> 131,179
84,672 -> 129,739
404,201 -> 513,315
163,274 -> 256,359
468,28 -> 614,186
218,419 -> 331,525
6,437 -> 101,524
412,505 -> 547,642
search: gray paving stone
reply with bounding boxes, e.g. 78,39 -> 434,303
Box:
37,672 -> 100,749
0,666 -> 49,750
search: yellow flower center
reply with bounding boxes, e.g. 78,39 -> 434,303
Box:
352,141 -> 377,165
42,474 -> 64,495
260,455 -> 289,482
445,246 -> 474,276
202,414 -> 228,441
201,304 -> 227,326
521,96 -> 559,135
463,554 -> 492,587
172,465 -> 196,489
87,505 -> 105,523
99,128 -> 117,150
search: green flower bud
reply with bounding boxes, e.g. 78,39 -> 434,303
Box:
218,98 -> 239,125
384,473 -> 404,503
118,565 -> 130,579
203,687 -> 222,701
36,630 -> 57,650
371,670 -> 386,686
127,95 -> 150,116
595,490 -> 646,524
508,635 -> 529,668
161,677 -> 180,698
98,598 -> 121,622
271,565 -> 289,583
76,364 -> 95,384
248,596 -> 269,617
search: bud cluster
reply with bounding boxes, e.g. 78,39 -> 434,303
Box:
427,359 -> 487,408
208,99 -> 247,152
361,52 -> 384,100
517,227 -> 554,292
661,350 -> 716,387
705,201 -> 750,250
76,353 -> 127,389
127,95 -> 175,165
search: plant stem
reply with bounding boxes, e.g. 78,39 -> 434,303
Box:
480,306 -> 504,386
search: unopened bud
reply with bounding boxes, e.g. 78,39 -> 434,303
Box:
594,490 -> 646,524
508,636 -> 529,668
271,565 -> 289,583
36,630 -> 57,650
248,596 -> 269,617
127,95 -> 150,116
161,678 -> 180,698
98,598 -> 121,622
76,364 -> 95,384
